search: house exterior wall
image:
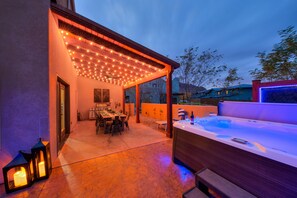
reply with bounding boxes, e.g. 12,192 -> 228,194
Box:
192,87 -> 252,106
48,11 -> 78,159
56,0 -> 75,11
139,79 -> 165,103
125,77 -> 179,104
192,85 -> 252,102
0,0 -> 50,183
77,77 -> 123,120
210,88 -> 252,101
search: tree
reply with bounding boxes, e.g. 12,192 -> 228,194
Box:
222,67 -> 243,88
174,47 -> 226,99
250,26 -> 297,81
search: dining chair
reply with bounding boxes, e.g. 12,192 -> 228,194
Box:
111,116 -> 122,136
123,113 -> 130,130
96,114 -> 105,134
104,118 -> 113,134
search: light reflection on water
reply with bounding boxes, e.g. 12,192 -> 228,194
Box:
195,116 -> 297,156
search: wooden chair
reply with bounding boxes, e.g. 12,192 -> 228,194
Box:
123,113 -> 130,130
95,113 -> 105,134
104,118 -> 113,134
111,116 -> 122,136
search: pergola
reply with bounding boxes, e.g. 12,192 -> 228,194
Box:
51,4 -> 179,137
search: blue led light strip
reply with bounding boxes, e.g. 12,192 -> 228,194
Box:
259,84 -> 297,103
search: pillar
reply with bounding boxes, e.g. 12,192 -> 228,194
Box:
166,68 -> 173,138
252,80 -> 261,102
136,84 -> 140,123
122,88 -> 125,114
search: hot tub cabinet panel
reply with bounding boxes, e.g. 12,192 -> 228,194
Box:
173,127 -> 297,197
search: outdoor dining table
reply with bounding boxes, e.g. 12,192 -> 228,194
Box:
96,110 -> 126,134
99,110 -> 126,120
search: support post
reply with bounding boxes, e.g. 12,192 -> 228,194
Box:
252,80 -> 261,102
122,87 -> 126,114
136,84 -> 140,123
166,67 -> 173,138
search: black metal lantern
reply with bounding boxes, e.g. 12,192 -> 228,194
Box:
31,138 -> 52,180
2,151 -> 34,193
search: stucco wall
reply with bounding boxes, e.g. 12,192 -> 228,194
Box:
48,11 -> 78,160
0,0 -> 50,183
142,103 -> 218,120
77,77 -> 123,120
125,103 -> 135,116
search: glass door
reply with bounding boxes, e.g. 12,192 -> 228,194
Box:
57,79 -> 70,153
60,83 -> 66,143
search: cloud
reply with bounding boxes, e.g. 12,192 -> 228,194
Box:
75,0 -> 297,84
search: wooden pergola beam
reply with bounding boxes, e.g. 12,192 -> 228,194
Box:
166,68 -> 173,137
124,70 -> 167,89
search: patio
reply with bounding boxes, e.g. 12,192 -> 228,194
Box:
0,1 -> 181,193
0,118 -> 195,197
53,116 -> 169,167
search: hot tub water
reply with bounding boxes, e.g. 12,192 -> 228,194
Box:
187,116 -> 297,156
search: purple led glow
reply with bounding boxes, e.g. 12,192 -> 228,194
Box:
176,164 -> 192,183
259,84 -> 297,103
159,155 -> 171,167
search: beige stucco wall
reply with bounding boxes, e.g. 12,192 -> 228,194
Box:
125,103 -> 135,116
77,77 -> 123,120
142,103 -> 218,120
172,104 -> 218,118
48,11 -> 78,159
0,0 -> 50,183
142,103 -> 167,120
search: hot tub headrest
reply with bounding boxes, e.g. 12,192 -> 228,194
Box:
218,101 -> 297,125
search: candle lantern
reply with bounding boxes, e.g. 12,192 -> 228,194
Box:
31,138 -> 52,180
2,151 -> 34,193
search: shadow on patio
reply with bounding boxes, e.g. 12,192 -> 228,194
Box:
53,115 -> 169,167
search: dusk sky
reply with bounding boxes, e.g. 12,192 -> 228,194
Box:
75,0 -> 297,85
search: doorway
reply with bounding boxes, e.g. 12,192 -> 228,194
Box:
57,77 -> 70,153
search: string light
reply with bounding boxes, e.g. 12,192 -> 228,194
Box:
60,28 -> 164,86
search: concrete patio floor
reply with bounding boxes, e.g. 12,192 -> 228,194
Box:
0,116 -> 195,197
53,116 -> 169,167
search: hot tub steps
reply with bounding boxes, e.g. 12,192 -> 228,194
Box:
182,186 -> 208,198
196,168 -> 256,198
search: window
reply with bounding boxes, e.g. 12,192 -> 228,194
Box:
153,83 -> 157,88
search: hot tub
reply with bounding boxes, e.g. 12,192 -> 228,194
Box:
173,116 -> 297,197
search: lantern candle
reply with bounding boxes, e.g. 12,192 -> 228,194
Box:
38,161 -> 46,177
13,170 -> 27,187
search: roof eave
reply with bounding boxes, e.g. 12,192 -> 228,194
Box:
50,3 -> 180,69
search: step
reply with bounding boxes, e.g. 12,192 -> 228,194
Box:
196,168 -> 256,198
183,186 -> 208,198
